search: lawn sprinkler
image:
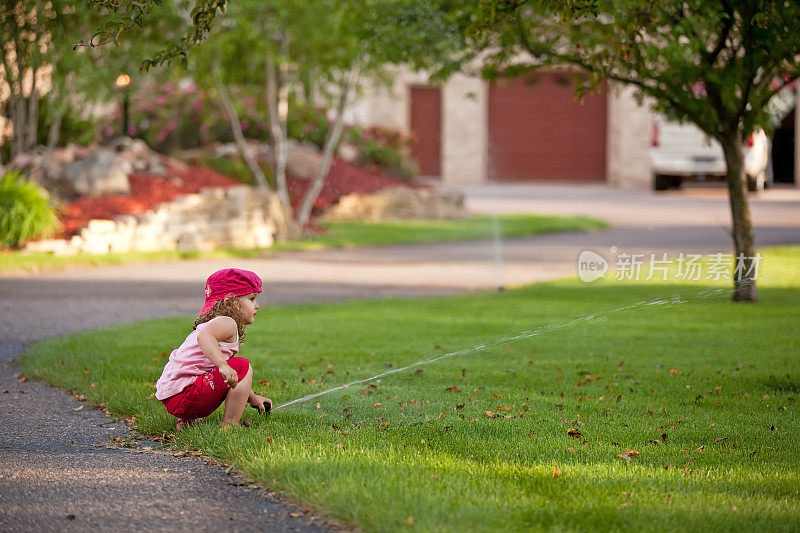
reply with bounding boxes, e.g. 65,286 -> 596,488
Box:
252,400 -> 271,417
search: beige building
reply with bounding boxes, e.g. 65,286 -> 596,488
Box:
349,69 -> 799,189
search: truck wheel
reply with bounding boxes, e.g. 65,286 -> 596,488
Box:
747,172 -> 766,192
654,175 -> 671,191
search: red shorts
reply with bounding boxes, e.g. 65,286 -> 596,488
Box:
162,357 -> 250,421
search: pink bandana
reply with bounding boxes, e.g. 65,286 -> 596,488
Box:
199,268 -> 262,314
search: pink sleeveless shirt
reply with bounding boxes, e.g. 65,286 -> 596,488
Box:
155,316 -> 239,400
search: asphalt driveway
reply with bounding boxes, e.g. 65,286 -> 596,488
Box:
1,183 -> 798,530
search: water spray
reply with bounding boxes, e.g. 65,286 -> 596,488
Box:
272,285 -> 730,412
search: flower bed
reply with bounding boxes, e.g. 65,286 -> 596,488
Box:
59,156 -> 408,237
287,157 -> 407,213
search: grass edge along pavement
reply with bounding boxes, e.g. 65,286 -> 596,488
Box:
0,214 -> 606,274
20,246 -> 800,532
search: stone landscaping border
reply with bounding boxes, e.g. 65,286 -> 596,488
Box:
24,186 -> 286,255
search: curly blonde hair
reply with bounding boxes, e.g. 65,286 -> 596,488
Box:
193,297 -> 248,343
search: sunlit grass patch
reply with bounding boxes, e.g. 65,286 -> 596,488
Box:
0,214 -> 606,273
20,247 -> 800,531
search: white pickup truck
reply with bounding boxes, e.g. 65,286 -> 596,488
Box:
650,116 -> 772,191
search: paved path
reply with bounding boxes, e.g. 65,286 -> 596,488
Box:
1,183 -> 798,530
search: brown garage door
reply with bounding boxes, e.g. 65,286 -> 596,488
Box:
409,85 -> 442,177
488,72 -> 606,182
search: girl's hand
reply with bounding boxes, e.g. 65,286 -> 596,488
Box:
249,394 -> 272,413
220,364 -> 238,388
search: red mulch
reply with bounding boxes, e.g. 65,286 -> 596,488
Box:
59,161 -> 240,237
287,158 -> 406,212
58,155 -> 407,238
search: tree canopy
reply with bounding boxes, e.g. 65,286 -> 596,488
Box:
458,0 -> 800,301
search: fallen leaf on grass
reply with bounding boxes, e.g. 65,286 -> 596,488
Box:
497,405 -> 511,412
576,375 -> 599,386
714,437 -> 727,444
485,411 -> 498,418
669,369 -> 680,375
618,503 -> 629,509
695,446 -> 706,452
552,465 -> 561,479
404,516 -> 414,526
617,450 -> 640,461
446,386 -> 460,393
567,428 -> 583,439
266,436 -> 274,445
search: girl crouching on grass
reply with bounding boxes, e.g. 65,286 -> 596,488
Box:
156,268 -> 272,430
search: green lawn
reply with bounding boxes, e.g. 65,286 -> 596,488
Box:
0,214 -> 606,274
20,247 -> 800,532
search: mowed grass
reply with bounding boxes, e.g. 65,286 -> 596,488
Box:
0,214 -> 606,273
274,214 -> 608,251
20,247 -> 800,532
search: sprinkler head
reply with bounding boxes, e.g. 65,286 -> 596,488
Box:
252,400 -> 271,417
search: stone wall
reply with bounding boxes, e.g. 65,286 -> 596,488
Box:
24,186 -> 285,256
606,83 -> 654,190
321,187 -> 468,223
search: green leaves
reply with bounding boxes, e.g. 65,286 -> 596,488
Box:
0,170 -> 60,248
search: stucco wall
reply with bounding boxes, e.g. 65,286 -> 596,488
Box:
441,74 -> 487,185
606,83 -> 653,189
349,69 -> 489,185
353,69 -> 666,188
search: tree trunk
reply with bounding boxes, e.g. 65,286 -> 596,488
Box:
46,101 -> 64,151
214,75 -> 271,190
26,69 -> 39,152
720,132 -> 758,302
265,45 -> 292,225
12,92 -> 26,159
296,64 -> 360,226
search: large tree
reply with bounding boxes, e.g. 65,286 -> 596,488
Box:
461,0 -> 800,302
89,0 -> 465,229
1,1 -> 183,159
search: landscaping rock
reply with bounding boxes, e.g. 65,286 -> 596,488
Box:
63,148 -> 132,198
107,136 -> 168,176
322,187 -> 468,222
23,186 -> 283,256
286,140 -> 324,179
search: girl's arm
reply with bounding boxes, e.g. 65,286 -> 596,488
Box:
197,316 -> 240,388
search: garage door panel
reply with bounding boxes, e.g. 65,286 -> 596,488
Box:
488,73 -> 606,182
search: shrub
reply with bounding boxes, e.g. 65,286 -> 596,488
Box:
0,170 -> 60,249
355,139 -> 416,180
287,100 -> 331,149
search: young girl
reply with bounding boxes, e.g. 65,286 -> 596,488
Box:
156,268 -> 272,429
